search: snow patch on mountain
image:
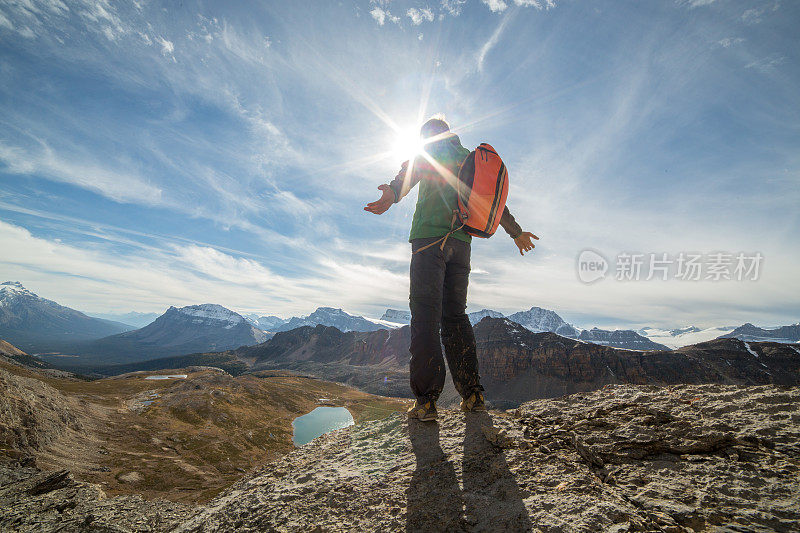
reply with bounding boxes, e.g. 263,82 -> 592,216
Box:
639,326 -> 736,349
744,342 -> 760,358
367,318 -> 407,329
380,309 -> 411,324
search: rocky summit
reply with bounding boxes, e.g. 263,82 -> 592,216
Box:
2,383 -> 798,532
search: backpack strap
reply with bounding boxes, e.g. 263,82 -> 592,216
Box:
412,212 -> 465,255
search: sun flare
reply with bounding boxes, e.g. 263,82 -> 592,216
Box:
391,126 -> 424,163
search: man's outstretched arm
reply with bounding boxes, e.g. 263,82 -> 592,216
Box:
364,160 -> 421,215
500,206 -> 539,256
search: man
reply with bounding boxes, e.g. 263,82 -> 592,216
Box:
365,116 -> 537,422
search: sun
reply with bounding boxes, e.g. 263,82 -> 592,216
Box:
391,126 -> 424,163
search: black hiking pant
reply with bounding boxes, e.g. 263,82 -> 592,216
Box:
409,236 -> 483,402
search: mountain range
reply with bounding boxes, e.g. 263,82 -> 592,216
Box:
0,282 -> 133,352
4,281 -> 797,373
48,304 -> 268,366
466,306 -> 667,350
720,322 -> 800,343
246,307 -> 396,333
382,306 -> 667,350
104,316 -> 800,408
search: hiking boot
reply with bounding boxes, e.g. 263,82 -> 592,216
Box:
460,391 -> 486,412
407,399 -> 437,422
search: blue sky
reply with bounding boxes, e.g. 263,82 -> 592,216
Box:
0,0 -> 798,329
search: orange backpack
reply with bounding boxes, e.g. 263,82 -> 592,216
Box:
456,143 -> 509,238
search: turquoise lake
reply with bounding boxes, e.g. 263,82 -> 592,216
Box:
292,406 -> 354,446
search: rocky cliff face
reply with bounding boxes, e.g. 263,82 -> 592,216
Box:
7,384 -> 793,531
473,318 -> 800,407
238,324 -> 410,368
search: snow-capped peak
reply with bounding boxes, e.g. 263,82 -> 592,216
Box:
507,306 -> 578,337
0,281 -> 34,296
467,309 -> 505,325
0,282 -> 38,306
170,304 -> 246,327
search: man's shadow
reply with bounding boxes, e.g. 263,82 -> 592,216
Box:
463,411 -> 533,532
406,420 -> 465,532
406,413 -> 533,532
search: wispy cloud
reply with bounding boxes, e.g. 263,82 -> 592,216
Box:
482,0 -> 508,13
741,7 -> 764,24
477,11 -> 512,71
513,0 -> 556,8
0,11 -> 14,30
370,6 -> 399,26
156,36 -> 174,55
0,141 -> 163,204
745,54 -> 785,73
406,7 -> 434,25
441,0 -> 467,17
717,37 -> 744,48
684,0 -> 718,8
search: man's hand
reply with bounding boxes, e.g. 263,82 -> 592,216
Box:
514,232 -> 539,256
364,184 -> 394,215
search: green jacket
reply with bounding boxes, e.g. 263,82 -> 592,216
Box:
388,133 -> 522,243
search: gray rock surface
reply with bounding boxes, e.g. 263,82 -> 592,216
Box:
176,384 -> 799,532
0,465 -> 191,532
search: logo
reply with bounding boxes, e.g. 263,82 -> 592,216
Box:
577,249 -> 608,284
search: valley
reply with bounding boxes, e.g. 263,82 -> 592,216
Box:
0,356 -> 408,504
